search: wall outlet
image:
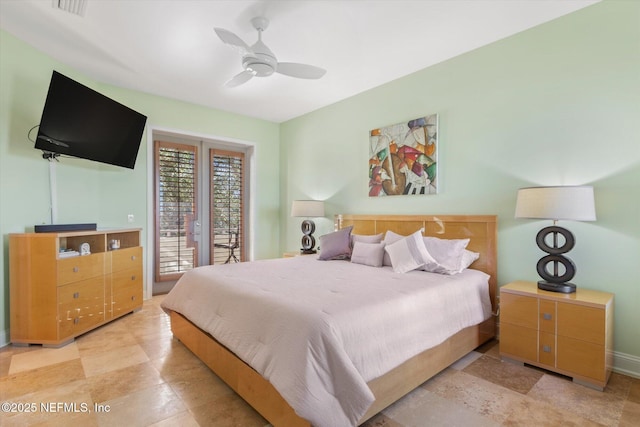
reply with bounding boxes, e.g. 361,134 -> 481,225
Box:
127,214 -> 134,223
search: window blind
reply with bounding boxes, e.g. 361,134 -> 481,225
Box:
210,149 -> 245,264
155,141 -> 198,281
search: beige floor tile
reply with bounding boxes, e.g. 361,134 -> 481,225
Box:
502,395 -> 605,427
360,412 -> 403,427
0,378 -> 96,426
0,359 -> 86,401
189,393 -> 268,427
449,350 -> 482,370
463,354 -> 544,394
81,343 -> 149,377
8,343 -> 80,375
96,383 -> 185,427
147,410 -> 200,427
528,373 -> 626,427
87,361 -> 164,403
383,386 -> 500,427
628,377 -> 640,404
421,369 -> 527,424
75,323 -> 139,357
618,400 -> 640,427
167,370 -> 234,410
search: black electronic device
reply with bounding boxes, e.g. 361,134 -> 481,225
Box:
35,71 -> 147,169
34,223 -> 97,233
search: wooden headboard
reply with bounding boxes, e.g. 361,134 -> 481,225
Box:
335,214 -> 498,310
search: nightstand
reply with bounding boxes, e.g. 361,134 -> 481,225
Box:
283,251 -> 316,258
499,281 -> 614,390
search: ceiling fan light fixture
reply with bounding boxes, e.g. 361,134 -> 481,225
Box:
52,0 -> 87,16
245,62 -> 274,77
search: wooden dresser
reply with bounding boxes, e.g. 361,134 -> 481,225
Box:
9,228 -> 143,347
500,281 -> 614,390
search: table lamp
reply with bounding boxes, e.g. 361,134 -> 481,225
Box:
515,186 -> 596,293
291,200 -> 325,254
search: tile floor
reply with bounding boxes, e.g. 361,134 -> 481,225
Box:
1,295 -> 639,426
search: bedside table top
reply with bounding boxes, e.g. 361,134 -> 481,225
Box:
502,281 -> 614,307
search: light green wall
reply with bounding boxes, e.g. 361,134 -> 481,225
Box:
281,0 -> 640,359
0,30 -> 280,344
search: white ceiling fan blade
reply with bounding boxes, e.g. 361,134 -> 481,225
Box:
214,28 -> 250,54
225,70 -> 254,88
276,62 -> 326,79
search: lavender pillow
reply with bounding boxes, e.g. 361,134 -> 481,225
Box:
318,226 -> 353,260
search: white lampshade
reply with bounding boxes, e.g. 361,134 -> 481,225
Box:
290,200 -> 325,218
515,186 -> 596,221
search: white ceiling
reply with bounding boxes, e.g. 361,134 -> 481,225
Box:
1,0 -> 599,123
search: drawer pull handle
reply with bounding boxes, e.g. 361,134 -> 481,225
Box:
543,345 -> 551,353
131,296 -> 136,301
73,267 -> 79,273
73,292 -> 80,299
131,256 -> 136,261
543,313 -> 552,320
131,275 -> 136,281
74,318 -> 80,325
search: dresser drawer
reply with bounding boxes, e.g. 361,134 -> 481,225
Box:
111,266 -> 143,317
58,276 -> 105,338
111,247 -> 142,272
57,253 -> 105,286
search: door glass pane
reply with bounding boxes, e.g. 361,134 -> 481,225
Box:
155,141 -> 198,281
210,149 -> 244,264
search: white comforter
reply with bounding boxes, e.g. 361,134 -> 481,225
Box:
161,256 -> 491,427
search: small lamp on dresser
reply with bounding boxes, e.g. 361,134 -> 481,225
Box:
291,200 -> 325,254
515,185 -> 596,293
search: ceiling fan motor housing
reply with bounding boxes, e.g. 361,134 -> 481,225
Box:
243,39 -> 277,77
242,53 -> 276,77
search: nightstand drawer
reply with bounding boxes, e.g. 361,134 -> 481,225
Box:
538,331 -> 556,367
500,292 -> 537,329
500,323 -> 537,361
558,335 -> 606,382
557,303 -> 605,345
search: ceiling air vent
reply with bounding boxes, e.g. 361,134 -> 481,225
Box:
52,0 -> 87,17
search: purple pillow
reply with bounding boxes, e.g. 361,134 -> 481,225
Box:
318,226 -> 353,260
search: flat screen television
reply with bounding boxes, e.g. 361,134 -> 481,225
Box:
35,71 -> 147,169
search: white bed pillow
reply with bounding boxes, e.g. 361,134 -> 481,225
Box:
382,230 -> 406,266
385,230 -> 437,273
422,237 -> 470,274
350,242 -> 385,267
461,249 -> 480,270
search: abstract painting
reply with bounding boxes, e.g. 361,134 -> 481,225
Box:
369,114 -> 438,197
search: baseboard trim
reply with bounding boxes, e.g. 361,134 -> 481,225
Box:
613,351 -> 640,379
0,329 -> 9,348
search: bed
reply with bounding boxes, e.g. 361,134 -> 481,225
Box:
162,214 -> 497,426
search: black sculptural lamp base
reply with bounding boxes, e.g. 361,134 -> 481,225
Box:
535,225 -> 578,294
300,219 -> 317,254
538,280 -> 576,294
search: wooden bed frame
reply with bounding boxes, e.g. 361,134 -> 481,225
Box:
167,214 -> 498,426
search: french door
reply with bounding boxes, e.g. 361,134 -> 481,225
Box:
154,140 -> 247,284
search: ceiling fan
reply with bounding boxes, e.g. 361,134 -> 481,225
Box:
214,17 -> 326,88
